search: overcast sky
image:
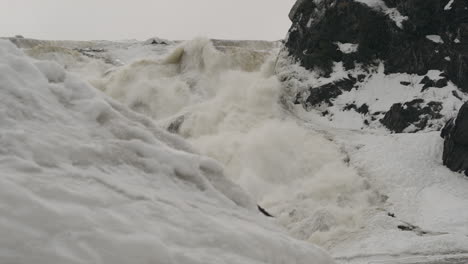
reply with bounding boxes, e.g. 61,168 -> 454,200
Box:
0,0 -> 296,41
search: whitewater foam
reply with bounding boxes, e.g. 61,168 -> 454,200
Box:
0,39 -> 336,264
93,38 -> 379,247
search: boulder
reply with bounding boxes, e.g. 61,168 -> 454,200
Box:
302,77 -> 357,108
441,102 -> 468,175
420,76 -> 449,91
380,99 -> 443,132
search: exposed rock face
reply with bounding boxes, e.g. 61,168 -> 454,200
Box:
441,102 -> 468,176
285,0 -> 468,90
381,100 -> 443,132
299,77 -> 357,107
281,0 -> 468,132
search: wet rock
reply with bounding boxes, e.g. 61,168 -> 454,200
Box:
258,205 -> 274,217
344,103 -> 369,115
435,78 -> 448,88
420,76 -> 432,85
357,74 -> 366,82
303,78 -> 357,107
380,99 -> 443,133
305,83 -> 342,107
441,102 -> 468,176
285,0 -> 390,76
452,90 -> 463,100
358,104 -> 370,115
167,116 -> 185,134
421,76 -> 449,91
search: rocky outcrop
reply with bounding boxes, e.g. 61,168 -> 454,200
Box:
144,37 -> 171,45
441,102 -> 468,176
281,0 -> 468,132
285,0 -> 468,90
381,100 -> 443,132
299,77 -> 357,107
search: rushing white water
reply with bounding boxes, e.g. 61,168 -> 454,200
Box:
87,38 -> 379,247
16,37 -> 379,247
10,36 -> 468,263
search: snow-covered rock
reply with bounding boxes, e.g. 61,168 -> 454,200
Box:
0,39 -> 335,264
279,0 -> 468,133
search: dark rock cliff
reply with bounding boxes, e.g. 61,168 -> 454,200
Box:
441,102 -> 468,176
285,0 -> 468,90
281,0 -> 468,133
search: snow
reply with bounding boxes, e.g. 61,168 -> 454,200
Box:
0,39 -> 335,264
353,0 -> 408,29
276,41 -> 468,262
277,55 -> 465,131
445,0 -> 455,10
335,42 -> 359,54
328,132 -> 468,262
426,35 -> 444,44
385,8 -> 408,29
307,17 -> 314,28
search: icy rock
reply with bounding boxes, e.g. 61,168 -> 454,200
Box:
420,76 -> 449,91
441,102 -> 468,176
301,78 -> 357,108
381,99 -> 443,133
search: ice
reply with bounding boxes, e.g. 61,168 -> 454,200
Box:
445,0 -> 455,10
0,39 -> 335,264
335,42 -> 358,54
426,35 -> 444,44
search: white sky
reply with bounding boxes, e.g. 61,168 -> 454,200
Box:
0,0 -> 296,41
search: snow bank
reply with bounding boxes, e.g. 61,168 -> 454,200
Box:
328,131 -> 468,261
0,39 -> 334,264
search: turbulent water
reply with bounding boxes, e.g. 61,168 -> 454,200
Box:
8,36 -> 468,263
56,38 -> 379,247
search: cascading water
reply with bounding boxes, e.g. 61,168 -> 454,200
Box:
91,38 -> 381,247
22,37 -> 380,248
